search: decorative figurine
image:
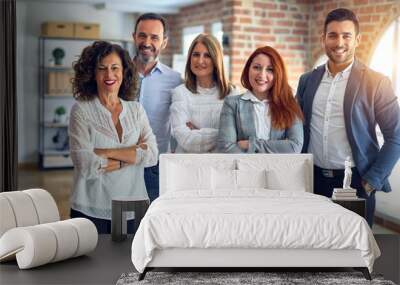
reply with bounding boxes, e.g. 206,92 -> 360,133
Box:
343,156 -> 353,190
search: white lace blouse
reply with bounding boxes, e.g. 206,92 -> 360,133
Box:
68,97 -> 158,219
170,84 -> 239,153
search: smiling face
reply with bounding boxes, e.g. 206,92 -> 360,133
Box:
248,53 -> 274,99
322,20 -> 360,68
190,42 -> 214,82
133,19 -> 167,65
95,52 -> 123,95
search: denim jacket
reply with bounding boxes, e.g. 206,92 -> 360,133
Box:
217,91 -> 304,153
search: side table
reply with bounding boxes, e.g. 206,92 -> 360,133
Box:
332,198 -> 366,219
111,197 -> 149,241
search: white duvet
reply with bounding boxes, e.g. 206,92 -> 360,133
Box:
131,190 -> 380,273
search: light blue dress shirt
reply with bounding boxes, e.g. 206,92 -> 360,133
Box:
138,61 -> 182,154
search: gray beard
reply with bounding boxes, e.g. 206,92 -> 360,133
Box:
136,52 -> 159,65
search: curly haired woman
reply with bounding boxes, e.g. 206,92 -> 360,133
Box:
69,41 -> 158,233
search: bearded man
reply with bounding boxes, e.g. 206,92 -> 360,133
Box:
133,13 -> 182,202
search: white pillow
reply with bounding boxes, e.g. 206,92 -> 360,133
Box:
266,165 -> 306,191
212,168 -> 236,191
167,162 -> 212,191
236,169 -> 267,189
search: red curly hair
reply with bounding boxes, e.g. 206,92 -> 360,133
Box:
241,46 -> 303,130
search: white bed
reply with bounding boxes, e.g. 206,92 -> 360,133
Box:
131,154 -> 380,280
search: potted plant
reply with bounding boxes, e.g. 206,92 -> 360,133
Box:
54,106 -> 67,123
52,47 -> 65,66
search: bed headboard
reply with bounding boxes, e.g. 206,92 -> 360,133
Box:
159,154 -> 313,195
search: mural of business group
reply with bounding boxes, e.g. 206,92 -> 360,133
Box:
65,8 -> 400,233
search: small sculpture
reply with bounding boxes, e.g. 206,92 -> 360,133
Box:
343,156 -> 353,189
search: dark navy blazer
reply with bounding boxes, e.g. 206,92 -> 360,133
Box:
296,59 -> 400,192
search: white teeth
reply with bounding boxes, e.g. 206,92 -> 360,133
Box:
334,50 -> 345,54
104,80 -> 115,85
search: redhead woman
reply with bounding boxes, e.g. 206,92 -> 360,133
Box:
170,34 -> 238,153
217,46 -> 304,153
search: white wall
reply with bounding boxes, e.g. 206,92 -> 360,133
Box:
16,0 -> 135,163
376,161 -> 400,221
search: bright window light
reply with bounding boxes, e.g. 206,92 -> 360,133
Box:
370,17 -> 400,103
182,25 -> 204,57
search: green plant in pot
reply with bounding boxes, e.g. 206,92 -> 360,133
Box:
52,47 -> 65,66
54,106 -> 67,123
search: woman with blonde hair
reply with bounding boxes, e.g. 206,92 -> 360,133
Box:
218,46 -> 304,153
170,33 -> 238,153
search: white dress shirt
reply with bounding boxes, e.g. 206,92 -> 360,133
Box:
69,97 -> 158,219
170,84 -> 239,153
241,90 -> 271,140
308,61 -> 354,169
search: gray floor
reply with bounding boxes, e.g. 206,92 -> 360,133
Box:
0,235 -> 134,285
1,234 -> 399,285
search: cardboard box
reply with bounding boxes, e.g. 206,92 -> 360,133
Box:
47,71 -> 73,95
41,22 -> 74,38
74,23 -> 100,39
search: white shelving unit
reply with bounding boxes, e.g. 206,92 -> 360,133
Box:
38,36 -> 133,169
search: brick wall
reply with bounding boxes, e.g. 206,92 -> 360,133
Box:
161,0 -> 399,89
223,0 -> 311,87
161,0 -> 224,70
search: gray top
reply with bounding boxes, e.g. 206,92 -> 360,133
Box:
217,93 -> 303,154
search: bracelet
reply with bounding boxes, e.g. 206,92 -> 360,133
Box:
119,161 -> 122,169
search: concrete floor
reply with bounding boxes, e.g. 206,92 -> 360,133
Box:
17,166 -> 399,234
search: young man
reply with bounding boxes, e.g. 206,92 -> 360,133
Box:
133,13 -> 182,202
297,8 -> 400,227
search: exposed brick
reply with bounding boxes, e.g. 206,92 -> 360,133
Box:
276,20 -> 294,27
164,0 -> 397,86
292,13 -> 304,20
239,17 -> 252,24
293,29 -> 308,35
326,3 -> 338,10
269,12 -> 286,18
359,15 -> 371,22
254,2 -> 277,10
254,35 -> 277,42
371,15 -> 381,22
280,4 -> 288,11
376,4 -> 392,13
258,19 -> 273,26
254,10 -> 266,17
360,6 -> 375,13
354,0 -> 369,5
274,28 -> 291,34
314,4 -> 323,12
243,27 -> 270,33
288,44 -> 305,50
285,36 -> 302,43
272,44 -> 287,50
362,25 -> 375,33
